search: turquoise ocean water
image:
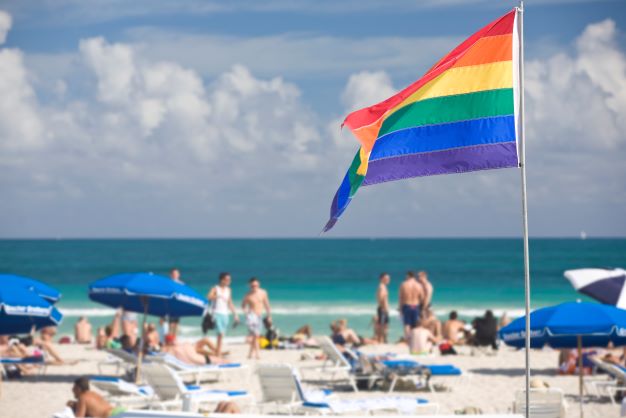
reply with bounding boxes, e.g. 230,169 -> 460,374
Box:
1,239 -> 625,341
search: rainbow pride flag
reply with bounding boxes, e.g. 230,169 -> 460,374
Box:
324,9 -> 521,232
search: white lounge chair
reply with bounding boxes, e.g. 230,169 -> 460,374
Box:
513,388 -> 566,418
98,349 -> 139,375
150,353 -> 249,385
586,357 -> 626,404
0,356 -> 47,377
257,363 -> 438,415
300,337 -> 358,391
141,362 -> 251,412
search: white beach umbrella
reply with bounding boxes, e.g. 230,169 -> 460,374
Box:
564,268 -> 626,309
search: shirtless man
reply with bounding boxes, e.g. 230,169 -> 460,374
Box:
417,271 -> 433,309
375,273 -> 390,343
408,324 -> 440,355
75,316 -> 93,344
398,271 -> 424,341
162,334 -> 225,365
67,376 -> 117,418
241,277 -> 271,359
442,311 -> 466,344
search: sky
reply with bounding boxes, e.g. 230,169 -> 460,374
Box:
0,0 -> 624,238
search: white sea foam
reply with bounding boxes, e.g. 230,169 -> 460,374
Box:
59,305 -> 526,318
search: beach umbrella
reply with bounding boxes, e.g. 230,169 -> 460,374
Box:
564,268 -> 626,309
0,285 -> 63,335
88,272 -> 208,382
500,301 -> 626,417
0,274 -> 62,304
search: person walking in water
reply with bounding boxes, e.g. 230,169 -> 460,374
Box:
241,277 -> 271,360
375,273 -> 390,343
208,272 -> 239,357
398,271 -> 424,341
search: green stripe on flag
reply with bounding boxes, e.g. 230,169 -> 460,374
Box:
379,88 -> 514,138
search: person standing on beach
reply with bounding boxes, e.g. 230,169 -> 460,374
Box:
417,271 -> 433,309
375,273 -> 390,343
398,271 -> 424,341
241,277 -> 271,359
168,268 -> 184,337
208,272 -> 239,357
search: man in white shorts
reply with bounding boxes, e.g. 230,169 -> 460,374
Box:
241,277 -> 271,360
208,272 -> 239,357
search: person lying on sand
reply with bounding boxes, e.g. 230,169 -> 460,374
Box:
67,376 -> 123,418
162,334 -> 226,365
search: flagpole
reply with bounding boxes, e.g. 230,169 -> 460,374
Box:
517,2 -> 532,418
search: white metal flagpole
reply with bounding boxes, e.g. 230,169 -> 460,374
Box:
517,2 -> 532,418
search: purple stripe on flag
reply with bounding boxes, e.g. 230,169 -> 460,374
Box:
363,142 -> 519,186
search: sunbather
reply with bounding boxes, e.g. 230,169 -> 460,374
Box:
3,336 -> 43,374
408,323 -> 440,355
35,327 -> 78,365
66,376 -> 121,418
162,334 -> 225,365
75,316 -> 93,344
331,319 -> 376,348
442,311 -> 466,344
215,401 -> 241,414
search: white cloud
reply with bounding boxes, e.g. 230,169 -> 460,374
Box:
341,71 -> 396,111
0,47 -> 44,150
0,10 -> 11,44
0,9 -> 624,237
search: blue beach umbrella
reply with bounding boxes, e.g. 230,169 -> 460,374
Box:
88,272 -> 208,382
0,274 -> 62,304
500,301 -> 626,417
0,286 -> 63,335
88,272 -> 207,317
499,301 -> 626,349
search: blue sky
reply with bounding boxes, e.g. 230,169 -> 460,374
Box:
0,0 -> 624,237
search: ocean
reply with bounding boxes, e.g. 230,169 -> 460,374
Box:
1,238 -> 624,341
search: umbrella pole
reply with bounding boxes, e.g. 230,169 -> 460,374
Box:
135,299 -> 149,384
578,335 -> 583,418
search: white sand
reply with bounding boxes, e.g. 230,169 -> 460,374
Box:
0,341 -> 617,417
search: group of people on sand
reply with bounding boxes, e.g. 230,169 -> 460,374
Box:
72,270 -> 273,361
0,326 -> 78,376
325,270 -> 512,355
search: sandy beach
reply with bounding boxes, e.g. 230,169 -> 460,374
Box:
0,340 -> 617,418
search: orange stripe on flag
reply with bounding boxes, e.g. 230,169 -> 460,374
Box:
453,34 -> 512,68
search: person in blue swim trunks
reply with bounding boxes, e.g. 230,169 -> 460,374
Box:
398,271 -> 425,341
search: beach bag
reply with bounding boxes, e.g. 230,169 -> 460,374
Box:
201,312 -> 216,334
439,342 -> 457,355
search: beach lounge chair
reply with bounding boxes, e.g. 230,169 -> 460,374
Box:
380,358 -> 463,392
586,357 -> 626,404
257,363 -> 437,415
513,388 -> 566,418
300,336 -> 359,391
97,349 -> 140,375
140,362 -> 251,412
0,355 -> 47,377
149,353 -> 249,385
